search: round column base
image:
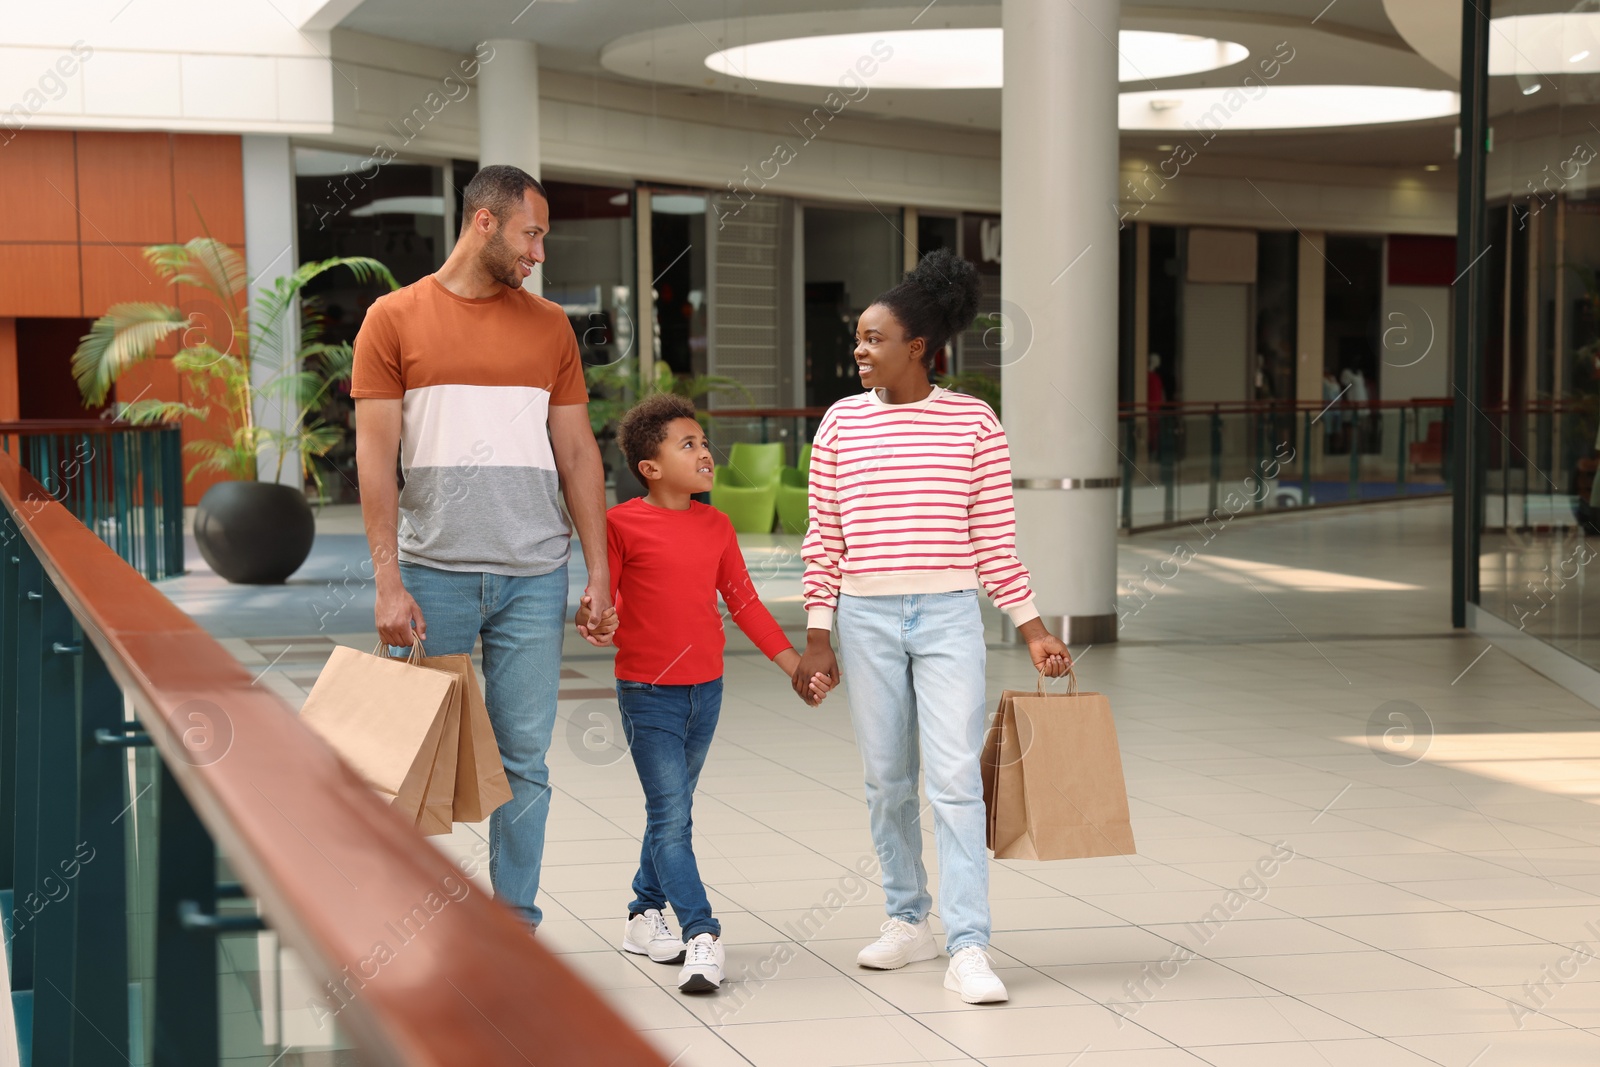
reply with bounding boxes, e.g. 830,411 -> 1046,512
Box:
996,613 -> 1119,646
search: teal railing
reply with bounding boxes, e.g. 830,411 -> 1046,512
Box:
0,421 -> 183,581
0,448 -> 669,1066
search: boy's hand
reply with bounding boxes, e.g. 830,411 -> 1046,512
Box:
803,670 -> 834,705
576,593 -> 618,646
793,630 -> 839,706
775,648 -> 831,706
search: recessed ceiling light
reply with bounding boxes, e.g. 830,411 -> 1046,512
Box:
1424,164 -> 1441,171
705,29 -> 1247,89
1490,14 -> 1600,73
1155,144 -> 1175,151
1522,80 -> 1543,95
1119,86 -> 1459,130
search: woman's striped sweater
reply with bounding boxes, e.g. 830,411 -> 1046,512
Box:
800,386 -> 1040,631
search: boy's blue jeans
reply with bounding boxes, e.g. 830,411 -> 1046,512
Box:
398,561 -> 566,928
615,677 -> 723,941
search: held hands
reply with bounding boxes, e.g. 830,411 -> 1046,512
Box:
575,588 -> 619,646
791,630 -> 841,708
776,647 -> 834,707
1018,618 -> 1072,678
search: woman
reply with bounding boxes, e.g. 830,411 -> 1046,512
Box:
794,248 -> 1071,1004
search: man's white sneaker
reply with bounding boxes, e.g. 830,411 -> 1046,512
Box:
677,932 -> 725,993
944,946 -> 1008,1004
856,918 -> 939,970
622,909 -> 685,964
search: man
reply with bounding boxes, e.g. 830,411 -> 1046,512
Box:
351,164 -> 614,931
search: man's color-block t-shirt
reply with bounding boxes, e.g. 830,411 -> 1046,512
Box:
351,276 -> 588,576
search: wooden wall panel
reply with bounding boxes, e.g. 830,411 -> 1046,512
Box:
74,132 -> 175,246
81,245 -> 174,318
0,131 -> 79,243
113,353 -> 181,412
172,135 -> 246,245
0,245 -> 82,317
0,319 -> 18,421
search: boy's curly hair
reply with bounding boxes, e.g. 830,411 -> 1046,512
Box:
618,393 -> 700,488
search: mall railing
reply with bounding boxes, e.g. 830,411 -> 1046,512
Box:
706,397 -> 1598,533
0,448 -> 670,1066
0,420 -> 183,581
1117,398 -> 1458,530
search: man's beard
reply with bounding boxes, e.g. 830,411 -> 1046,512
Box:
480,228 -> 524,289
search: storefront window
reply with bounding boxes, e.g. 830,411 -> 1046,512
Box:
1467,0 -> 1600,672
804,205 -> 900,408
293,147 -> 453,503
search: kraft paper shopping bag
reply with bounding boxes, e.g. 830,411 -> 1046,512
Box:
416,652 -> 513,823
299,643 -> 458,827
981,668 -> 1136,861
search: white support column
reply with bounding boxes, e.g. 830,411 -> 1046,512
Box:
1001,0 -> 1121,644
478,38 -> 543,296
242,134 -> 300,488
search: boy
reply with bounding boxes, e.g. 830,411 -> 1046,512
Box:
577,393 -> 831,993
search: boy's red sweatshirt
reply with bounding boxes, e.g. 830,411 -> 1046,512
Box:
606,498 -> 790,685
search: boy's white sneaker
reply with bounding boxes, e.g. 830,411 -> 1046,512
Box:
856,917 -> 939,970
622,909 -> 685,964
944,946 -> 1008,1004
677,932 -> 725,993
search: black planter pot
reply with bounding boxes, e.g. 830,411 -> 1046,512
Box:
194,481 -> 315,584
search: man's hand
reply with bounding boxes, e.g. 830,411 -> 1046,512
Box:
375,579 -> 426,648
575,591 -> 617,646
577,585 -> 617,646
1018,618 -> 1072,677
792,629 -> 840,704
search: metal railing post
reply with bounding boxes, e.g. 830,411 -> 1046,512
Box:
31,580 -> 84,1057
1208,410 -> 1222,515
161,427 -> 185,579
152,760 -> 218,1064
1120,418 -> 1134,529
74,634 -> 132,1065
1348,424 -> 1361,501
0,528 -> 17,886
11,548 -> 45,993
1397,408 -> 1408,495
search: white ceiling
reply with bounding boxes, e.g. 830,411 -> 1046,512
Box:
332,0 -> 1465,167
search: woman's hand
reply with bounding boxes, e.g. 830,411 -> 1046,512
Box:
1018,618 -> 1072,677
793,628 -> 840,704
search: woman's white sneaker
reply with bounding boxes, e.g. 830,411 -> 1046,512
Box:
944,946 -> 1008,1003
678,932 -> 725,993
856,918 -> 938,970
622,909 -> 685,964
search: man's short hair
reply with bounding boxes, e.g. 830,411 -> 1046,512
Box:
461,165 -> 548,229
618,393 -> 699,488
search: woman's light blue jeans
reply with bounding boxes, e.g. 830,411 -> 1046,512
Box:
836,590 -> 991,953
397,561 -> 566,929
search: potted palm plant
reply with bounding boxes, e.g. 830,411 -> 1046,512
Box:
72,236 -> 396,583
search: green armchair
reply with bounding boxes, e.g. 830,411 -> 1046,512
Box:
776,443 -> 813,535
711,442 -> 785,533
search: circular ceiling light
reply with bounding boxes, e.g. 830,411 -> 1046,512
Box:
1490,14 -> 1600,74
705,29 -> 1246,89
1119,85 -> 1459,131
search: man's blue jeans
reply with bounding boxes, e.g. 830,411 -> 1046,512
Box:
836,590 -> 991,953
615,677 -> 722,941
398,561 -> 566,928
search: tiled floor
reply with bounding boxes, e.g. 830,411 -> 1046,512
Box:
168,499 -> 1600,1066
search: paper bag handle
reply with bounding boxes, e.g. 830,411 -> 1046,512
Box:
373,638 -> 427,663
1036,664 -> 1078,696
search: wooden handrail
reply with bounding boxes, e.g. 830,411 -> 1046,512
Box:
0,419 -> 174,433
0,450 -> 669,1067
